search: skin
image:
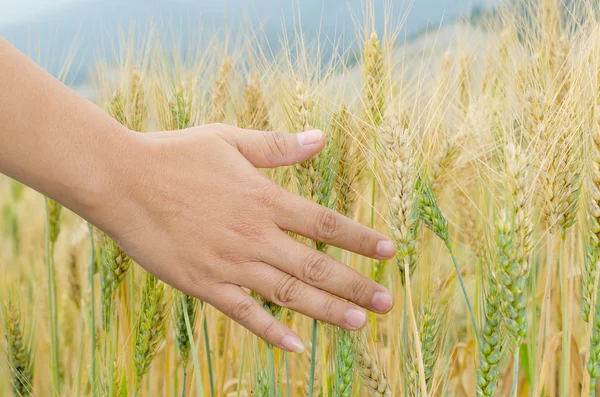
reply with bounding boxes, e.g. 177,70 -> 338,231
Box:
0,37 -> 396,353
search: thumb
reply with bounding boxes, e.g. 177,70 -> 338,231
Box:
216,124 -> 326,168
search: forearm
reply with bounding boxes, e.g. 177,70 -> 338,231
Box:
0,37 -> 133,220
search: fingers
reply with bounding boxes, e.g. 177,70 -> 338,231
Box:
207,283 -> 305,353
260,233 -> 394,313
237,262 -> 369,331
214,123 -> 326,168
275,191 -> 396,260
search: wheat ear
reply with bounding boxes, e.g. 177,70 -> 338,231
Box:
134,273 -> 168,393
3,299 -> 34,397
379,116 -> 417,280
209,57 -> 233,123
414,177 -> 480,344
100,237 -> 132,329
239,73 -> 270,130
354,339 -> 392,397
476,279 -> 506,397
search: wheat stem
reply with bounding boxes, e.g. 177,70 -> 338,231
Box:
182,294 -> 205,397
45,198 -> 61,396
404,258 -> 429,397
559,232 -> 568,397
88,224 -> 98,397
308,319 -> 318,397
201,303 -> 215,397
511,348 -> 520,397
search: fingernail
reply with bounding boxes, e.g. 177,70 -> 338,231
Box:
344,308 -> 367,330
376,240 -> 396,258
281,334 -> 305,353
372,291 -> 393,312
297,129 -> 323,146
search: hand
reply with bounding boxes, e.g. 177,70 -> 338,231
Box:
92,123 -> 396,353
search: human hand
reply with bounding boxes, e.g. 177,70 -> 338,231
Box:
92,123 -> 396,353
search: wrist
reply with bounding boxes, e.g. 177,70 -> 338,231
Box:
66,123 -> 142,235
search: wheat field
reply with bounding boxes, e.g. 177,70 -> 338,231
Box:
4,0 -> 600,396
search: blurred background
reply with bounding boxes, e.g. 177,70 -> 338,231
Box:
0,0 -> 499,89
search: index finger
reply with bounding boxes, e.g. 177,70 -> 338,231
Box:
274,191 -> 396,259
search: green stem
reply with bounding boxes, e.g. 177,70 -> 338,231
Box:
308,319 -> 318,397
529,255 -> 538,396
369,144 -> 378,339
511,347 -> 520,397
181,368 -> 187,397
285,352 -> 291,397
236,336 -> 247,397
201,304 -> 215,397
75,312 -> 85,395
559,232 -> 568,397
45,207 -> 60,396
88,225 -> 98,397
402,288 -> 408,397
448,247 -> 481,346
267,344 -> 277,397
184,297 -> 205,397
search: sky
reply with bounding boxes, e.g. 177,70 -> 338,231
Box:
0,0 -> 498,28
0,0 -> 91,27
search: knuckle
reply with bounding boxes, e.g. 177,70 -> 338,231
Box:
262,131 -> 288,163
302,252 -> 332,284
262,320 -> 278,341
253,183 -> 283,211
315,209 -> 339,241
274,275 -> 302,304
209,122 -> 230,131
231,297 -> 257,323
228,219 -> 270,244
321,298 -> 336,321
348,277 -> 370,304
356,229 -> 372,252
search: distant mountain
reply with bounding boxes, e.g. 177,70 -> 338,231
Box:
0,0 -> 497,84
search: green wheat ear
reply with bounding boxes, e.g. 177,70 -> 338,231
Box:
414,175 -> 480,344
583,235 -> 600,322
174,291 -> 198,365
335,329 -> 355,397
477,278 -> 505,397
405,302 -> 443,396
414,176 -> 449,246
4,299 -> 35,397
134,273 -> 168,392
